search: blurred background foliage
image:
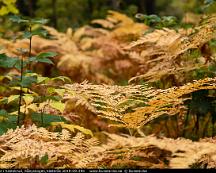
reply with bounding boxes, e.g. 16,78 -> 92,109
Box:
0,0 -> 210,31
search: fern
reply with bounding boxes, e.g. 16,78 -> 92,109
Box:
127,14 -> 216,84
0,125 -> 98,168
61,77 -> 216,132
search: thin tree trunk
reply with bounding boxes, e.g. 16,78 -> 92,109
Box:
111,0 -> 121,10
28,0 -> 34,17
145,0 -> 156,14
139,0 -> 146,13
52,0 -> 58,28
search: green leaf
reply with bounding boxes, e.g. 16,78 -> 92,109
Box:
22,29 -> 48,39
0,115 -> 17,135
37,52 -> 57,58
204,0 -> 215,5
29,56 -> 54,64
22,31 -> 32,39
51,122 -> 93,137
14,60 -> 29,70
8,95 -> 19,104
0,97 -> 8,104
31,18 -> 49,25
23,95 -> 34,105
50,101 -> 65,113
32,28 -> 48,37
47,87 -> 55,95
11,87 -> 28,93
20,76 -> 37,87
9,15 -> 29,23
36,57 -> 54,64
28,52 -> 57,65
40,153 -> 49,164
37,76 -> 50,84
52,76 -> 71,83
0,1 -> 18,16
55,89 -> 65,97
0,116 -> 7,122
0,75 -> 12,81
0,109 -> 8,117
0,54 -> 19,68
31,112 -> 66,127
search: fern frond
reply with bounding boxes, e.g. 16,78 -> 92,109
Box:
0,125 -> 98,168
127,14 -> 216,84
62,77 -> 216,129
63,83 -> 153,123
122,77 -> 216,128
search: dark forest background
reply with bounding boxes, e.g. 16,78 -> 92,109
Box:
15,0 -> 205,31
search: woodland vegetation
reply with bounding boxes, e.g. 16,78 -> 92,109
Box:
1,0 -> 216,169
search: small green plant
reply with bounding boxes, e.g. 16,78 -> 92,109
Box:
0,15 -> 72,132
135,13 -> 177,28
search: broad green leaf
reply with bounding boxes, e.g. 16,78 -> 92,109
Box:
37,76 -> 50,83
50,101 -> 65,113
47,87 -> 55,95
0,6 -> 9,16
0,54 -> 19,68
36,57 -> 53,64
22,29 -> 48,39
31,112 -> 66,127
55,89 -> 65,97
0,116 -> 7,122
28,56 -> 37,62
10,87 -> 28,93
204,0 -> 215,5
23,95 -> 34,105
37,52 -> 57,58
0,97 -> 8,104
0,109 -> 8,117
14,60 -> 29,70
0,1 -> 18,16
0,75 -> 12,81
9,15 -> 28,23
29,56 -> 53,64
22,31 -> 32,39
40,154 -> 49,164
8,95 -> 19,104
31,18 -> 49,25
52,122 -> 93,137
32,28 -> 48,37
26,104 -> 38,112
52,76 -> 71,83
0,115 -> 17,135
20,76 -> 37,87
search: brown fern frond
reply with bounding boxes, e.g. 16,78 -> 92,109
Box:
122,77 -> 216,128
0,125 -> 98,168
126,14 -> 216,84
84,133 -> 216,168
62,77 -> 216,129
63,83 -> 154,124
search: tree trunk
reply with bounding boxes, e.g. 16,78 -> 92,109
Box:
16,0 -> 37,17
111,0 -> 121,10
52,0 -> 58,28
145,0 -> 156,14
138,0 -> 146,13
28,0 -> 34,17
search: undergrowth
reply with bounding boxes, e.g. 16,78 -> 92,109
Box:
1,9 -> 216,169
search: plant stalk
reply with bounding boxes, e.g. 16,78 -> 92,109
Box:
17,54 -> 24,125
28,25 -> 32,70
